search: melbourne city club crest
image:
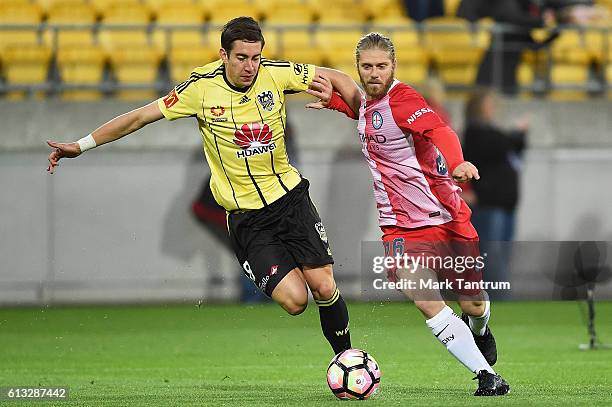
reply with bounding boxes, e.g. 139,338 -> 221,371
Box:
372,111 -> 383,129
233,123 -> 276,158
257,90 -> 275,112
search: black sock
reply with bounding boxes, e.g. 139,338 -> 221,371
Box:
316,287 -> 351,354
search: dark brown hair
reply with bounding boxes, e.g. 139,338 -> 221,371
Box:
221,16 -> 265,53
465,87 -> 495,123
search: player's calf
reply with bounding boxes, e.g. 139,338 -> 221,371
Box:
304,265 -> 352,354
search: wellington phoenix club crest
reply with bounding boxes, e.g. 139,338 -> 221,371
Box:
233,123 -> 276,158
257,90 -> 275,111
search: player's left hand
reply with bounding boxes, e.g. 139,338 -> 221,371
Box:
305,74 -> 333,109
46,140 -> 81,174
452,161 -> 480,183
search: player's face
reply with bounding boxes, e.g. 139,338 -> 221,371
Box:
220,40 -> 263,88
357,48 -> 395,100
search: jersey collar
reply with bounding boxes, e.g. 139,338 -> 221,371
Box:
222,65 -> 259,93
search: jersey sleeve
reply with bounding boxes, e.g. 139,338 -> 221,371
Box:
265,60 -> 316,93
157,77 -> 202,120
390,86 -> 464,173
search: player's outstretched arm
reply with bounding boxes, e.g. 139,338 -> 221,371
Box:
312,67 -> 361,113
47,101 -> 164,174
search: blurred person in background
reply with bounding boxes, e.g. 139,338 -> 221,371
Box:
462,88 -> 526,242
459,0 -> 603,95
462,88 -> 526,299
403,0 -> 445,21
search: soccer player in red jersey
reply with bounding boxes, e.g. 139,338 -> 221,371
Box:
308,33 -> 510,396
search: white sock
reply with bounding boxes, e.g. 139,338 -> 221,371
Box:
426,305 -> 494,374
469,299 -> 490,337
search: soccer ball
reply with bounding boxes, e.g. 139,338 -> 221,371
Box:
326,348 -> 381,400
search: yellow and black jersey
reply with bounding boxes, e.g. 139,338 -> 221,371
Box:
157,58 -> 315,212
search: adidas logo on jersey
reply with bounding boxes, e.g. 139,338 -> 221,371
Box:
239,95 -> 251,104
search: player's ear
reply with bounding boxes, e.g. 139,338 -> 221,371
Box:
219,48 -> 229,63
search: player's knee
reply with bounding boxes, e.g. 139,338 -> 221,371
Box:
283,297 -> 308,316
311,279 -> 336,302
414,300 -> 445,318
459,300 -> 484,316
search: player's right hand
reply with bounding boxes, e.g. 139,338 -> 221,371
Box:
452,161 -> 480,183
46,140 -> 81,174
305,74 -> 333,109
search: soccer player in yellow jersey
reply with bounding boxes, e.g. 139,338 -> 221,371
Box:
46,17 -> 352,355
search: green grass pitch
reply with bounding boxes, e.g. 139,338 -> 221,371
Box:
1,302 -> 611,406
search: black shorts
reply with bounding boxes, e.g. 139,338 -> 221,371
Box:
228,178 -> 334,297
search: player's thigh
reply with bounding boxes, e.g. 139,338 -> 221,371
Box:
271,268 -> 309,315
277,180 -> 334,269
228,212 -> 299,298
302,264 -> 336,301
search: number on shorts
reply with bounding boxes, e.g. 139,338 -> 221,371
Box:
393,237 -> 405,256
242,261 -> 255,282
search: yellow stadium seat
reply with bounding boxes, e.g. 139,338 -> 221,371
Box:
261,29 -> 281,59
98,28 -> 150,50
145,0 -> 200,15
395,47 -> 429,86
334,62 -> 360,83
423,17 -> 483,86
57,45 -> 106,84
90,0 -> 141,14
44,29 -> 96,48
517,62 -> 535,87
315,29 -> 362,65
0,4 -> 43,23
155,4 -> 204,24
315,6 -> 367,24
437,65 -> 478,86
551,30 -> 591,65
550,64 -> 590,86
395,65 -> 428,86
263,3 -> 315,24
444,0 -> 461,16
169,46 -> 219,82
395,47 -> 428,66
152,28 -> 207,52
46,1 -> 96,24
548,64 -> 590,100
109,46 -> 162,84
0,0 -> 33,7
2,44 -> 52,85
423,17 -> 474,48
204,1 -> 260,25
102,3 -> 151,23
276,30 -> 325,65
389,27 -> 420,48
583,29 -> 609,64
0,29 -> 39,52
367,0 -> 410,23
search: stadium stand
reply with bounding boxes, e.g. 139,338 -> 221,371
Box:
0,0 -> 610,98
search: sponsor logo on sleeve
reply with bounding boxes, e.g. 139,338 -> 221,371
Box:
293,63 -> 303,75
162,89 -> 179,109
407,107 -> 434,125
301,64 -> 310,85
